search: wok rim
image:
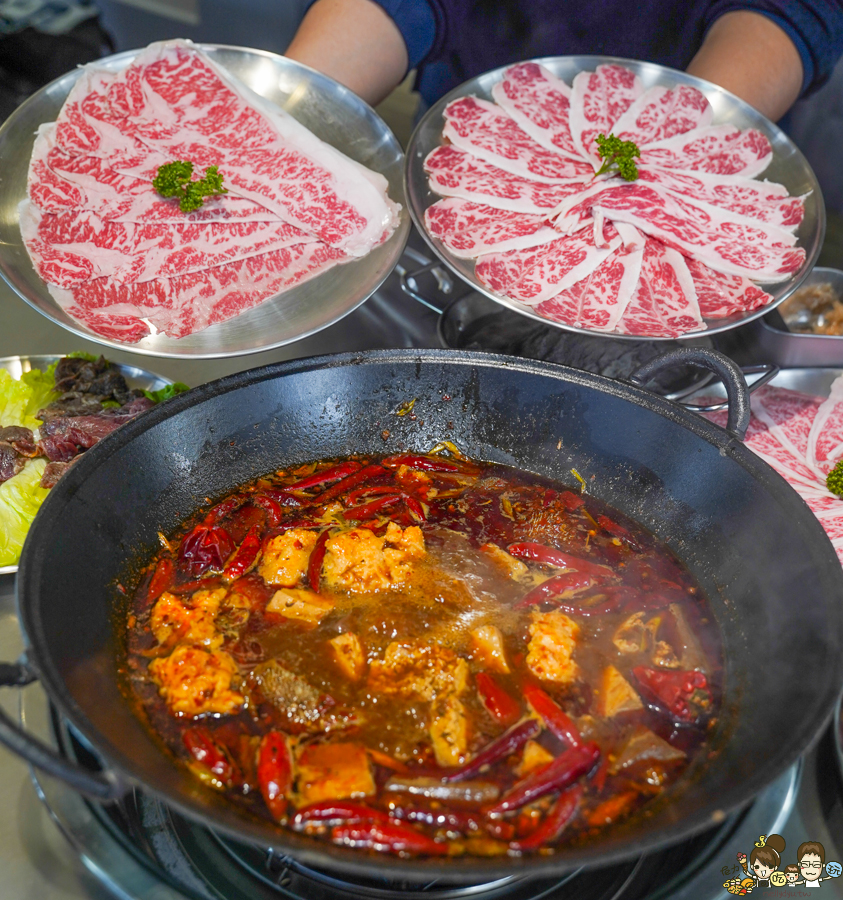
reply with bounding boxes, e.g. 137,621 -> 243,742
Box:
15,348 -> 843,880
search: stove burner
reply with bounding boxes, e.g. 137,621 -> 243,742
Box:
438,292 -> 716,399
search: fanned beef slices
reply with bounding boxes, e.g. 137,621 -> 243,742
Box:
22,40 -> 399,343
424,61 -> 807,338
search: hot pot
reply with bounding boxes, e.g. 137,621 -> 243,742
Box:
2,347 -> 842,882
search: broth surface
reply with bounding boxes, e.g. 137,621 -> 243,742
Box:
124,450 -> 721,858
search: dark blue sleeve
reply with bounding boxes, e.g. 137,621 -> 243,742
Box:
304,0 -> 437,71
703,1 -> 843,96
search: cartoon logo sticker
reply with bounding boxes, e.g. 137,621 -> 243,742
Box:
726,838 -> 842,892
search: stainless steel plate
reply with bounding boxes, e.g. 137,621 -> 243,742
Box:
0,354 -> 170,575
0,45 -> 410,359
405,55 -> 825,341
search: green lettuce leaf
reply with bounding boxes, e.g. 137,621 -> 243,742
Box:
0,459 -> 49,566
0,362 -> 58,429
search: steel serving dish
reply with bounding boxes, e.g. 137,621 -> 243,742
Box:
0,354 -> 171,575
405,55 -> 824,341
0,45 -> 410,359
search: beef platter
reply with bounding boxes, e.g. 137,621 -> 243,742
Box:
10,40 -> 405,350
125,449 -> 721,859
411,59 -> 818,339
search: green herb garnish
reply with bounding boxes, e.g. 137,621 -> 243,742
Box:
827,458 -> 843,497
594,133 -> 641,181
143,382 -> 190,404
152,161 -> 228,213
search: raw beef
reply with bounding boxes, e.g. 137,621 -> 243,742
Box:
807,375 -> 843,475
491,63 -> 580,159
537,243 -> 644,331
569,182 -> 803,282
23,40 -> 399,342
476,230 -> 618,306
636,166 -> 804,230
50,242 -> 347,341
639,124 -> 772,177
443,97 -> 593,182
54,41 -> 398,256
685,258 -> 770,318
569,64 -> 643,164
424,146 -> 588,213
751,386 -> 824,475
20,201 -> 311,288
615,239 -> 703,337
612,84 -> 712,146
424,198 -> 559,258
421,60 -> 806,338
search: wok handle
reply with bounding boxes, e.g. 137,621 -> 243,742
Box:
399,262 -> 453,314
0,658 -> 128,801
629,347 -> 751,440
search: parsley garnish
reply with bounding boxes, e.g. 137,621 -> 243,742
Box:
152,161 -> 228,213
594,133 -> 641,181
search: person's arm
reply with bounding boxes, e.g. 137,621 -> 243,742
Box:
686,10 -> 803,121
284,0 -> 408,106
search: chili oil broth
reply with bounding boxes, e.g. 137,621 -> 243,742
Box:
123,455 -> 723,851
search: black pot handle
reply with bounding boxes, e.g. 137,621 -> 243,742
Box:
0,658 -> 128,800
629,347 -> 751,440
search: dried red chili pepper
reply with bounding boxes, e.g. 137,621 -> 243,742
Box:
331,822 -> 448,856
389,806 -> 483,833
381,454 -> 460,472
507,542 -> 614,579
445,718 -> 540,783
489,741 -> 600,813
286,461 -> 362,492
632,666 -> 712,723
476,672 -> 521,726
145,556 -> 174,604
597,514 -> 640,549
222,525 -> 261,582
509,783 -> 583,851
168,577 -> 223,595
514,572 -> 597,610
316,464 -> 388,504
307,529 -> 331,592
253,494 -> 283,527
345,484 -> 404,506
183,727 -> 239,787
178,524 -> 234,576
293,801 -> 392,828
523,683 -> 582,749
342,493 -> 402,521
257,731 -> 292,821
202,494 -> 247,526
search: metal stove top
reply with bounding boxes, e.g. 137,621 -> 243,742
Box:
1,234 -> 843,899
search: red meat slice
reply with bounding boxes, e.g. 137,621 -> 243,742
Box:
615,238 -> 703,337
569,64 -> 643,163
21,201 -> 312,289
639,124 -> 772,177
491,62 -> 580,160
536,242 -> 643,331
612,84 -> 712,146
50,242 -> 348,342
807,375 -> 843,475
751,386 -> 824,477
424,145 -> 589,213
423,198 -> 558,258
476,230 -> 619,306
685,258 -> 771,318
443,97 -> 593,183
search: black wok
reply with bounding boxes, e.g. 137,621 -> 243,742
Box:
3,348 -> 843,882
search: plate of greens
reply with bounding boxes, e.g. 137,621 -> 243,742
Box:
0,353 -> 184,573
